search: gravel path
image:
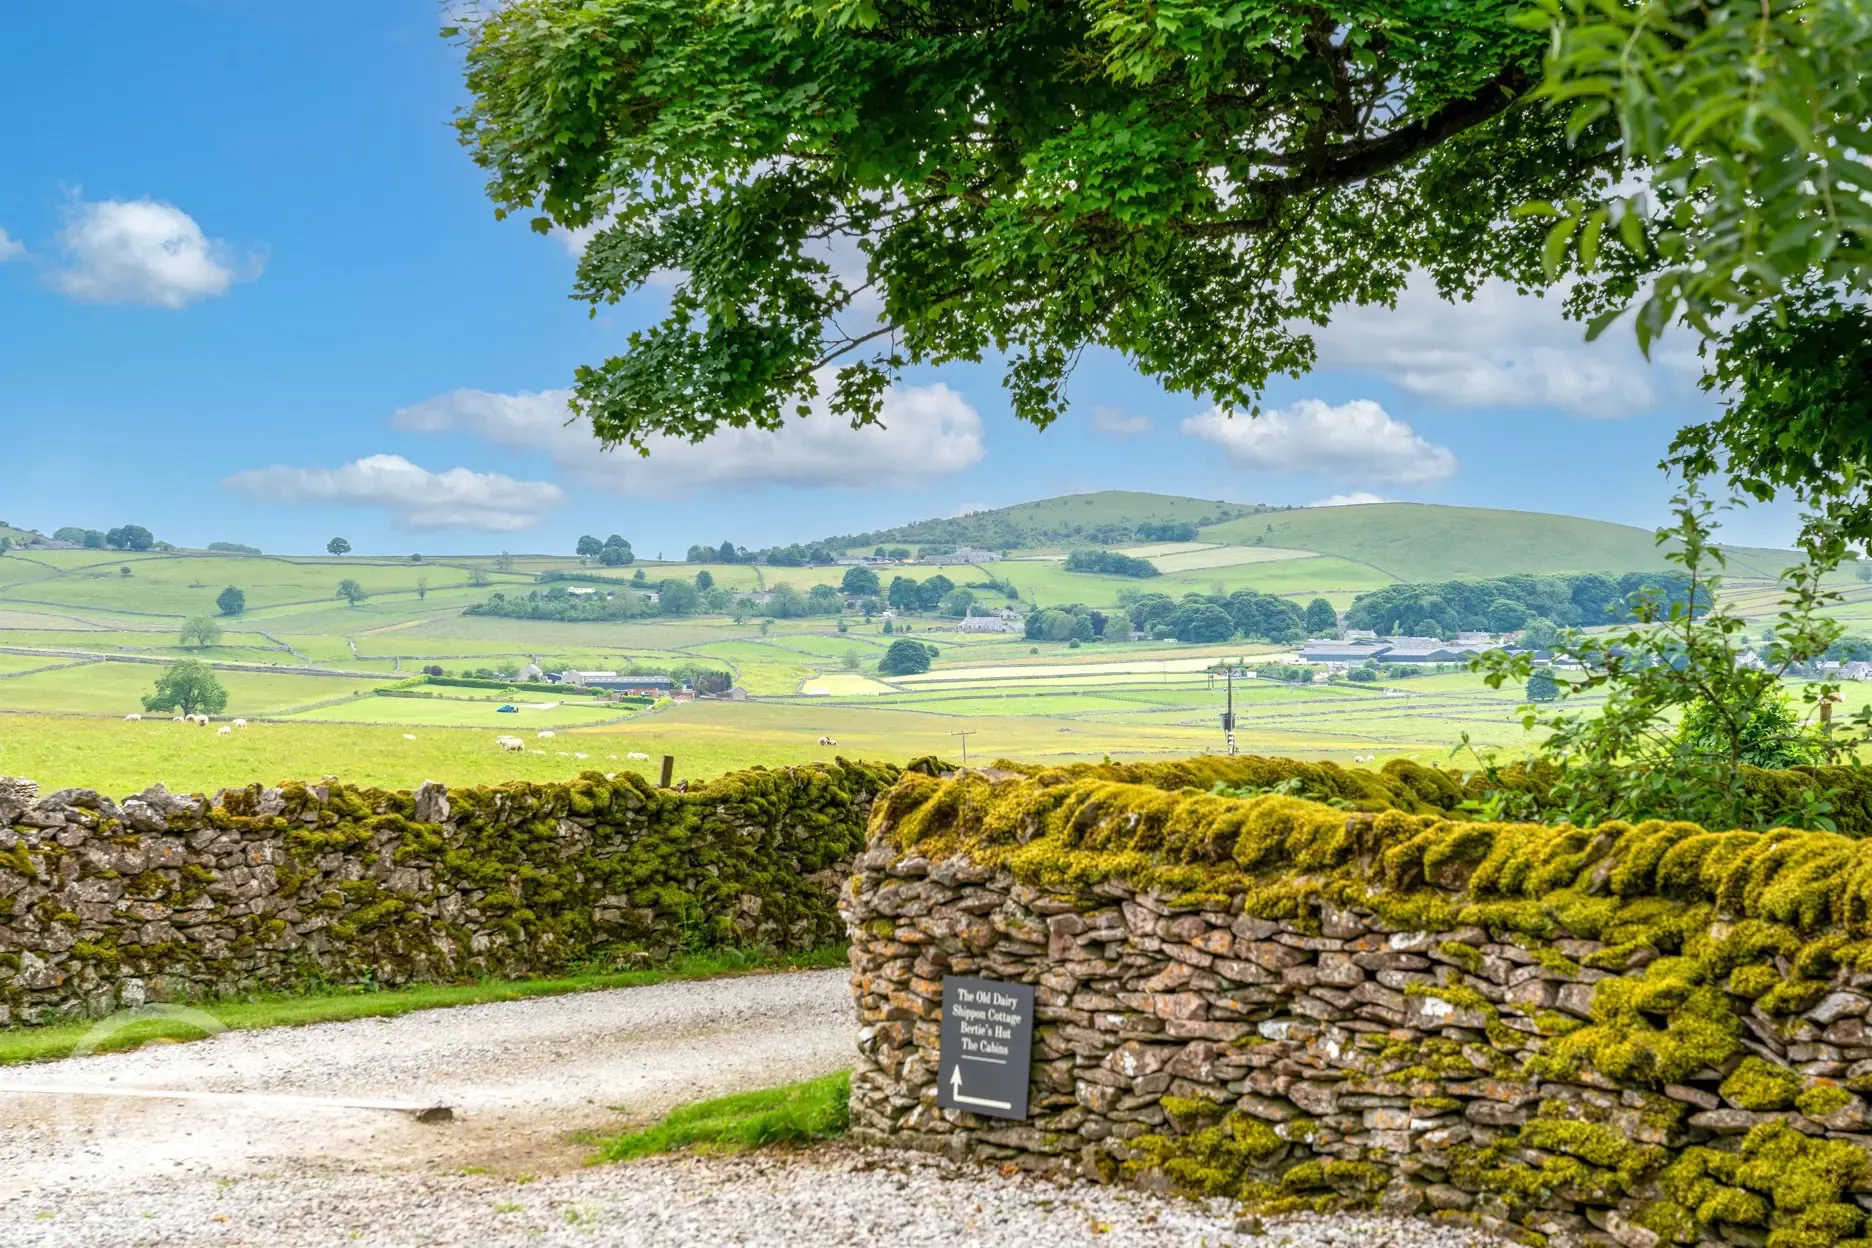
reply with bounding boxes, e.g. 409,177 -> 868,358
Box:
0,968 -> 856,1190
0,969 -> 1502,1246
0,1147 -> 1503,1248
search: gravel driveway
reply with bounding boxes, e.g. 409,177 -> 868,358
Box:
0,969 -> 1500,1247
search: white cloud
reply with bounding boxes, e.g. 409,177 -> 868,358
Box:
222,454 -> 564,532
1182,399 -> 1457,486
1309,274 -> 1686,418
1091,405 -> 1153,436
0,228 -> 22,263
52,199 -> 253,308
1310,492 -> 1386,507
392,380 -> 984,496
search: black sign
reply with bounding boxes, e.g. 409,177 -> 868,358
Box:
937,976 -> 1034,1120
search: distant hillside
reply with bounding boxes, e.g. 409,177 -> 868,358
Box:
827,491 -> 1268,551
1201,503 -> 1796,582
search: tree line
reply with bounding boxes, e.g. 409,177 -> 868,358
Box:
1344,572 -> 1694,638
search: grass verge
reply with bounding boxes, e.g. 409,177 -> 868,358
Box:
0,946 -> 849,1066
595,1070 -> 852,1162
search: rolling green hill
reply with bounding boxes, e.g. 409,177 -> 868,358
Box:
1199,502 -> 1796,582
826,490 -> 1268,551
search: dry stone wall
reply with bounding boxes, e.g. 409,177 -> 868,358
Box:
844,768 -> 1872,1248
0,760 -> 895,1023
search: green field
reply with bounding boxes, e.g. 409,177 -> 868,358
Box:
0,492 -> 1824,795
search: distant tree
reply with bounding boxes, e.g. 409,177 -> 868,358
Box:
767,583 -> 807,618
468,568 -> 490,588
576,535 -> 603,558
415,576 -> 429,600
703,585 -> 733,612
1172,603 -> 1236,644
1522,617 -> 1562,651
632,567 -> 648,584
940,588 -> 976,617
878,638 -> 933,676
694,569 -> 714,591
718,540 -> 738,563
327,537 -> 351,555
1526,670 -> 1561,703
657,579 -> 700,614
119,566 -> 132,577
1488,598 -> 1530,633
1858,562 -> 1872,584
886,547 -> 912,561
806,583 -> 843,614
106,525 -> 154,551
887,577 -> 920,612
53,526 -> 88,544
409,552 -> 423,563
1304,598 -> 1337,635
422,664 -> 445,677
0,537 -> 11,555
215,586 -> 246,617
336,578 -> 367,607
841,566 -> 881,596
179,616 -> 223,648
915,575 -> 955,610
495,551 -> 515,572
598,545 -> 630,567
82,530 -> 105,549
142,660 -> 228,717
207,541 -> 262,554
840,650 -> 861,670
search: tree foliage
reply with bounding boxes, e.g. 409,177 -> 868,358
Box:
142,660 -> 229,717
454,0 -> 1598,446
336,578 -> 367,607
215,586 -> 245,617
1470,493 -> 1862,830
327,537 -> 351,556
178,616 -> 223,648
878,637 -> 934,676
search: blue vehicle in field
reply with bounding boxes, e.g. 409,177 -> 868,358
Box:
496,705 -> 518,713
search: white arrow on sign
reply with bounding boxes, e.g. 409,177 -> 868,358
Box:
948,1064 -> 1012,1111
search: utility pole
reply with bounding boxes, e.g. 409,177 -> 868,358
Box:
1211,663 -> 1240,756
950,729 -> 978,766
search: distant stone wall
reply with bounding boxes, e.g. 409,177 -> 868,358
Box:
0,760 -> 896,1024
844,768 -> 1872,1248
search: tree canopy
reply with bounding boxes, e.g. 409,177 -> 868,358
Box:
142,660 -> 229,717
455,0 -> 1599,444
216,586 -> 246,617
456,0 -> 1872,527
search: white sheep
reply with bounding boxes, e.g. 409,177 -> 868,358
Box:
555,751 -> 568,757
528,748 -> 546,755
232,719 -> 248,729
124,714 -> 141,722
497,738 -> 524,752
403,733 -> 417,741
818,735 -> 838,746
626,751 -> 650,761
537,730 -> 555,740
172,715 -> 185,723
574,752 -> 588,760
216,726 -> 232,737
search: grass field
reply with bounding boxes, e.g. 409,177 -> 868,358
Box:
0,493 -> 1827,795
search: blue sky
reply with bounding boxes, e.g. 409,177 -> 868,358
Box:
0,1 -> 1794,556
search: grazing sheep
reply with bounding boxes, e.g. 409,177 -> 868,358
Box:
216,726 -> 232,737
124,714 -> 141,722
496,736 -> 524,752
574,752 -> 588,760
626,751 -> 650,761
528,748 -> 546,755
232,719 -> 248,729
403,733 -> 416,741
172,715 -> 185,723
555,751 -> 568,757
818,735 -> 838,746
537,730 -> 555,739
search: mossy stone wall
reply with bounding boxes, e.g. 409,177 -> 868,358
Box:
0,760 -> 896,1024
845,766 -> 1872,1247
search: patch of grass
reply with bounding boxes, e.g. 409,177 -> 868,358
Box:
0,946 -> 849,1066
595,1069 -> 851,1162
